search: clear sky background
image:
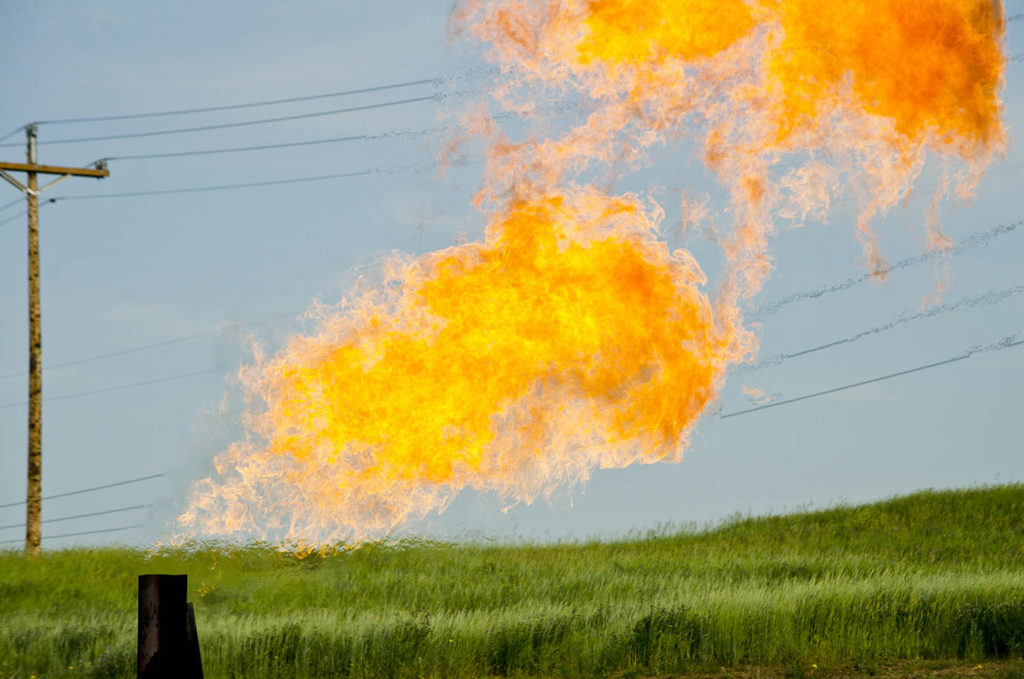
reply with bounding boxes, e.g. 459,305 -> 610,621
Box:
1,1 -> 1022,548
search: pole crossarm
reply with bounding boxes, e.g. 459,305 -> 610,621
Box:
0,161 -> 109,178
0,169 -> 30,194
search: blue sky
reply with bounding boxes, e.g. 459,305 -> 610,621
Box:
1,1 -> 1022,548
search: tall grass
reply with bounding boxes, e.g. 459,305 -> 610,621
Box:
1,484 -> 1022,678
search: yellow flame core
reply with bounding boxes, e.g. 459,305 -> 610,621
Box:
273,197 -> 718,475
181,0 -> 1006,547
577,0 -> 756,64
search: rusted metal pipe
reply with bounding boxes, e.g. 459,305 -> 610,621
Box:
138,574 -> 204,678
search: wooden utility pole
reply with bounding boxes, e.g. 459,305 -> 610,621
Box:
0,124 -> 109,555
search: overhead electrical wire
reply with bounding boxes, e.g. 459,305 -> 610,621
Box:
33,77 -> 441,125
0,95 -> 439,147
0,330 -> 1018,535
0,126 -> 24,144
0,309 -> 301,381
0,197 -> 23,213
0,332 -> 210,380
0,524 -> 140,545
83,109 -> 528,165
102,133 -> 374,161
10,64 -> 496,125
0,199 -> 56,228
3,280 -> 1016,406
0,504 -> 149,531
52,169 -> 376,200
44,156 -> 467,202
720,333 -> 1024,419
0,211 -> 26,227
742,284 -> 1024,373
2,211 -> 1017,384
0,301 -> 1020,421
754,218 -> 1024,317
0,472 -> 164,510
0,368 -> 219,411
97,124 -> 449,161
2,331 -> 1020,527
3,315 -> 1015,418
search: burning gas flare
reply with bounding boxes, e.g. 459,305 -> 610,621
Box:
183,192 -> 728,543
179,0 -> 1006,546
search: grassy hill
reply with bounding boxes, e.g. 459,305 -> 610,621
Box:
1,484 -> 1023,678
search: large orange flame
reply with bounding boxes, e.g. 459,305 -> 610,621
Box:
180,0 -> 1006,546
182,192 -> 729,543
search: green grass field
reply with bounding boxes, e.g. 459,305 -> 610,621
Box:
2,484 -> 1023,678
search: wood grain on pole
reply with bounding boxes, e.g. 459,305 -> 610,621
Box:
25,125 -> 41,557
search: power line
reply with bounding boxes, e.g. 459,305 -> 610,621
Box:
33,77 -> 441,125
0,332 -> 210,380
744,284 -> 1024,372
754,218 -> 1024,318
0,197 -> 22,213
0,208 -> 1013,384
43,368 -> 216,401
0,524 -> 140,545
0,332 -> 1016,536
0,210 -> 25,227
720,334 -> 1024,418
0,504 -> 149,531
2,317 -> 1017,419
0,126 -> 24,144
1,284 -> 1012,413
98,123 -> 450,161
0,95 -> 438,147
4,339 -> 205,382
0,368 -> 217,411
0,472 -> 164,510
51,169 -> 375,200
0,199 -> 55,227
0,336 -> 1015,531
0,309 -> 300,381
45,156 -> 466,202
104,133 -> 372,161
